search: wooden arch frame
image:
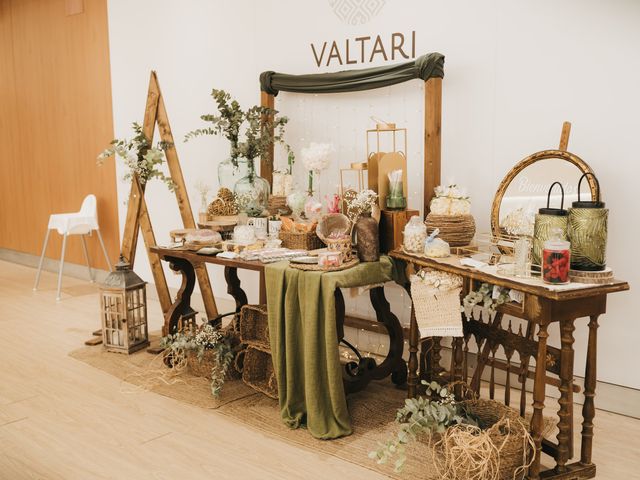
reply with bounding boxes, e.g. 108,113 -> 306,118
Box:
259,78 -> 443,214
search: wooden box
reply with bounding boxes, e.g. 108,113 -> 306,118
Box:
379,209 -> 419,253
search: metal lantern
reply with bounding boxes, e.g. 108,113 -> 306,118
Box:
100,255 -> 149,354
568,173 -> 608,271
533,182 -> 568,266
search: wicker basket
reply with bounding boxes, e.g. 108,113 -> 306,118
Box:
425,213 -> 476,247
279,230 -> 325,250
186,350 -> 216,379
464,399 -> 530,480
239,304 -> 270,348
242,345 -> 278,399
325,236 -> 353,262
410,279 -> 463,338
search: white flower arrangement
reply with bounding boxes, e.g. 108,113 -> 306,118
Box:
412,269 -> 462,292
301,142 -> 334,172
429,184 -> 471,215
345,189 -> 378,230
501,207 -> 535,236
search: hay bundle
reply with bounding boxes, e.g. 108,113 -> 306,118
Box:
208,187 -> 238,216
432,399 -> 534,480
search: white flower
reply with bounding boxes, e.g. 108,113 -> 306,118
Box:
301,142 -> 333,172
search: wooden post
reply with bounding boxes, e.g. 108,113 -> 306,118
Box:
119,71 -> 218,322
260,91 -> 275,186
559,121 -> 572,151
424,77 -> 442,215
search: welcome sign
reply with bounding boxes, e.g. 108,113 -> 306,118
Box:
311,31 -> 416,67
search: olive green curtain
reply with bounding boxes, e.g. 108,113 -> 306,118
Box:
260,52 -> 444,96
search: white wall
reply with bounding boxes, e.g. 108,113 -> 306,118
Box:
107,0 -> 640,389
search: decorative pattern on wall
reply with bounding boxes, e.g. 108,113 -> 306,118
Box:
329,0 -> 385,25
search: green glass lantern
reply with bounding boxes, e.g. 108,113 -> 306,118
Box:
567,173 -> 608,271
533,182 -> 568,266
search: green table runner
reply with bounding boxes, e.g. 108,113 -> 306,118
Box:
266,256 -> 395,439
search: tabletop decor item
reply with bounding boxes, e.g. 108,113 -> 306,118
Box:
542,228 -> 571,284
410,269 -> 464,338
366,122 -> 408,209
426,184 -> 475,247
345,189 -> 380,262
290,256 -> 359,272
207,187 -> 239,218
272,151 -> 295,196
423,229 -> 450,258
97,122 -> 175,191
513,236 -> 532,278
568,173 -> 608,271
184,89 -> 291,190
194,180 -> 212,224
100,255 -> 149,354
462,283 -> 511,320
385,169 -> 407,210
279,216 -> 324,251
325,193 -> 341,214
403,215 -> 427,253
161,323 -> 235,397
532,182 -> 568,266
301,142 -> 334,199
286,190 -> 307,219
317,213 -> 353,262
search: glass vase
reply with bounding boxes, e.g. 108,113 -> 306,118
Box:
218,158 -> 248,190
234,162 -> 270,217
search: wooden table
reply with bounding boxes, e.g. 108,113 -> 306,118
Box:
390,250 -> 629,480
150,246 -> 407,394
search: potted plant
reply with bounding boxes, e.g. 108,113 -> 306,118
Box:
185,90 -> 291,216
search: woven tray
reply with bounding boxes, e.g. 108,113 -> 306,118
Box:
289,257 -> 359,272
569,267 -> 614,284
426,213 -> 476,247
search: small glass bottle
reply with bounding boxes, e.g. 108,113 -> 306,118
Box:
403,216 -> 427,253
542,228 -> 571,284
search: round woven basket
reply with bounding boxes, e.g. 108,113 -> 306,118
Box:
325,237 -> 353,262
432,399 -> 531,480
426,213 -> 476,247
279,231 -> 325,251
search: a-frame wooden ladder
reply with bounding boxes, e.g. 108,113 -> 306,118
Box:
120,71 -> 218,334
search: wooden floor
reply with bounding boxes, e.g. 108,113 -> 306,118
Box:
1,260 -> 639,479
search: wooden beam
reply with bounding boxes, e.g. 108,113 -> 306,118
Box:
133,176 -> 171,315
260,91 -> 275,186
424,77 -> 442,215
120,72 -> 160,266
559,121 -> 571,151
151,74 -> 219,321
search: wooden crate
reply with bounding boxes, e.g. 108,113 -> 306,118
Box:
379,209 -> 419,253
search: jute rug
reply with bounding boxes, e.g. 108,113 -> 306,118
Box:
69,336 -> 440,479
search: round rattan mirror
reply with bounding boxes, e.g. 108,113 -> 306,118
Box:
491,150 -> 598,238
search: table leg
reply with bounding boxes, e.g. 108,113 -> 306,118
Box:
529,322 -> 549,480
408,302 -> 419,398
224,266 -> 248,312
580,315 -> 599,465
164,256 -> 196,335
369,286 -> 407,385
556,317 -> 576,472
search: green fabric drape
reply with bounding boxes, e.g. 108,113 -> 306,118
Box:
265,257 -> 395,439
260,53 -> 444,96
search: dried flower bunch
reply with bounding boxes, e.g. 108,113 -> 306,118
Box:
97,122 -> 175,190
345,189 -> 378,228
501,207 -> 535,237
185,89 -> 291,168
161,324 -> 235,397
430,184 -> 471,216
369,380 -> 478,472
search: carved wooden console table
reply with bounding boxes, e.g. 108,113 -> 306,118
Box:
150,246 -> 406,394
390,250 -> 629,480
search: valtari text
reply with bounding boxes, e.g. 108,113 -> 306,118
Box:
311,31 -> 416,68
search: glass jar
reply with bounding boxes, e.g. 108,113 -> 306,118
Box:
403,216 -> 427,253
218,158 -> 248,190
542,231 -> 571,284
234,162 -> 270,217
